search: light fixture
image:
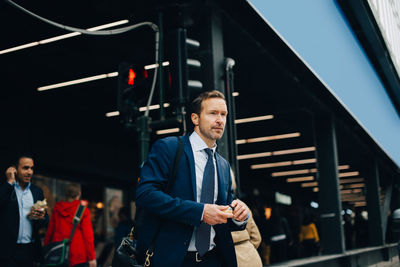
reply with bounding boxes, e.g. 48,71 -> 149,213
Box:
354,201 -> 366,207
252,161 -> 291,169
237,152 -> 272,160
105,103 -> 171,117
286,176 -> 314,183
105,111 -> 120,117
232,92 -> 239,97
144,61 -> 170,70
338,165 -> 350,170
339,171 -> 359,178
343,183 -> 365,189
339,178 -> 364,184
301,182 -> 318,188
341,196 -> 365,202
237,146 -> 316,160
313,187 -> 319,192
272,168 -> 317,177
234,115 -> 274,124
0,20 -> 129,55
251,158 -> 316,170
156,128 -> 180,135
37,72 -> 118,91
236,132 -> 301,145
272,147 -> 316,155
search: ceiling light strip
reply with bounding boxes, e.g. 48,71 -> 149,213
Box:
339,178 -> 364,184
236,132 -> 301,145
238,146 -> 316,160
301,182 -> 318,188
271,168 -> 317,177
286,176 -> 314,183
37,72 -> 118,91
272,146 -> 316,155
339,171 -> 360,178
105,103 -> 170,117
234,115 -> 274,124
338,165 -> 350,170
156,128 -> 180,135
251,158 -> 316,170
237,152 -> 272,160
0,20 -> 129,55
144,61 -> 170,70
0,42 -> 39,55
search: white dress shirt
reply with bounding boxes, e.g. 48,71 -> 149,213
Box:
14,182 -> 34,244
187,131 -> 247,252
187,131 -> 218,251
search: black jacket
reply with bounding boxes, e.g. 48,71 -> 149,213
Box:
0,182 -> 49,261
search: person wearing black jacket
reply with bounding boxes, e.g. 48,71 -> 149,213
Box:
0,154 -> 49,267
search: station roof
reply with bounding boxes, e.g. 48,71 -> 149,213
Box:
0,0 -> 398,203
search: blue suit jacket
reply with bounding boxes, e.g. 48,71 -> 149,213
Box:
135,135 -> 242,266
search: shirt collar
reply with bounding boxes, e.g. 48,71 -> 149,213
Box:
15,181 -> 31,191
189,131 -> 217,154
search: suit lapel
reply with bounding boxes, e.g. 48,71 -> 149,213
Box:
182,135 -> 197,201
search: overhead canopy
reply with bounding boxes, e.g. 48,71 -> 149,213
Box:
0,0 -> 398,201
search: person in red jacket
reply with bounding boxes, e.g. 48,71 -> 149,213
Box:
44,183 -> 97,267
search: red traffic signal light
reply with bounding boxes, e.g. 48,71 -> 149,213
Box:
128,68 -> 136,86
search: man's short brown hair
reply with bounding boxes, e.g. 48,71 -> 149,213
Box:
191,90 -> 226,115
65,183 -> 81,199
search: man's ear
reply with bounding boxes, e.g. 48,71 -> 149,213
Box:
191,113 -> 199,126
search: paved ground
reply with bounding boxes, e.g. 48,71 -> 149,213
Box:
369,256 -> 399,267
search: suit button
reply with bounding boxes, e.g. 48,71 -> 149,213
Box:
184,241 -> 188,245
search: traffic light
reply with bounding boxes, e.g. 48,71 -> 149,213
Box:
168,29 -> 203,106
117,62 -> 150,122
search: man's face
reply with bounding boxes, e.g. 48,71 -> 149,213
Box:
16,157 -> 34,185
192,97 -> 227,145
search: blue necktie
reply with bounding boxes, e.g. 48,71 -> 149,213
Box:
195,148 -> 215,256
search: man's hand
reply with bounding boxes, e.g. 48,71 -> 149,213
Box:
230,199 -> 249,222
5,166 -> 17,184
202,204 -> 233,225
88,259 -> 97,267
28,208 -> 45,220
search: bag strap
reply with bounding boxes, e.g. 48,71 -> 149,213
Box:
166,136 -> 183,193
145,136 -> 183,265
68,204 -> 86,243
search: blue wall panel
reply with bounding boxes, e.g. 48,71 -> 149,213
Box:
249,0 -> 400,167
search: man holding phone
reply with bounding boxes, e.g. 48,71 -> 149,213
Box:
0,154 -> 48,267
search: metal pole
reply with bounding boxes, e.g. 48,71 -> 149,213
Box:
225,57 -> 241,196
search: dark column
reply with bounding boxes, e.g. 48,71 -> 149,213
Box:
365,161 -> 385,246
381,183 -> 392,242
199,6 -> 229,159
314,113 -> 345,254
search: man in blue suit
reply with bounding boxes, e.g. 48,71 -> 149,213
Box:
136,90 -> 249,266
0,154 -> 48,267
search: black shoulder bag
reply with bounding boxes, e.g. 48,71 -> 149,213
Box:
42,204 -> 86,267
112,136 -> 183,267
